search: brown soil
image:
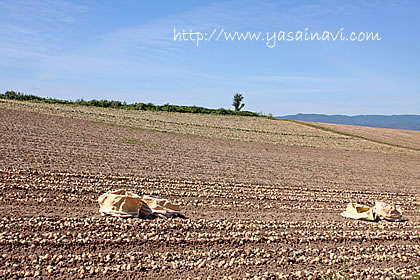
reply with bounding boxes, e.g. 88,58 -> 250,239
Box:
0,105 -> 419,279
306,121 -> 420,150
1,100 -> 417,155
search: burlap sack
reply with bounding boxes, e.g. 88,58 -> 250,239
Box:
373,201 -> 403,222
98,189 -> 142,217
340,203 -> 376,221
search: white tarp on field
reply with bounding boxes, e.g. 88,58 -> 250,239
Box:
341,201 -> 403,222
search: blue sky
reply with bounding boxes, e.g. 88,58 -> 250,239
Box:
0,0 -> 419,115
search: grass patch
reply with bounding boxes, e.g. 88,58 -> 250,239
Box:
124,137 -> 159,148
126,138 -> 140,145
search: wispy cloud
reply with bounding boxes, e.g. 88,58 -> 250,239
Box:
0,0 -> 89,58
1,1 -> 283,79
0,1 -> 368,75
1,0 -> 418,115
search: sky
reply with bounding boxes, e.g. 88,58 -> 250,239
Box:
0,0 -> 419,115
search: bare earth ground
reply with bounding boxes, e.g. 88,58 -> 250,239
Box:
0,102 -> 419,279
306,121 -> 420,150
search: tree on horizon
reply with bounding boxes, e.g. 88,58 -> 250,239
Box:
232,93 -> 245,111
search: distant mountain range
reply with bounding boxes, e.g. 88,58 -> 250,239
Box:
276,114 -> 420,131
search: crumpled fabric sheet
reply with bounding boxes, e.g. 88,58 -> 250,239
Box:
341,201 -> 403,222
98,189 -> 184,219
98,189 -> 142,218
140,195 -> 181,218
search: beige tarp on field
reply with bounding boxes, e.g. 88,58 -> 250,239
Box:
98,189 -> 142,218
140,195 -> 181,217
341,201 -> 403,222
98,189 -> 182,218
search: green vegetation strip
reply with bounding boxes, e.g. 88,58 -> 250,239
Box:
0,91 -> 259,117
284,119 -> 420,151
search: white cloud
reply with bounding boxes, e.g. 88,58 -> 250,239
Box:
0,0 -> 90,64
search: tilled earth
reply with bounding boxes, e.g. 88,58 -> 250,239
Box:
0,106 -> 419,279
306,121 -> 420,150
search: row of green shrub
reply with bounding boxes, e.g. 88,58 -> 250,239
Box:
0,91 -> 259,116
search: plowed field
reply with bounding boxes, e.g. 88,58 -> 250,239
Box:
0,101 -> 419,279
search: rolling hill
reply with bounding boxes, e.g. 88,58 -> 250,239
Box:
0,100 -> 419,279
